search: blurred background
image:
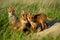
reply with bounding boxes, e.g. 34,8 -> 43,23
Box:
0,0 -> 60,40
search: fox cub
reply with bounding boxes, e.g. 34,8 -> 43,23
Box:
8,7 -> 19,30
27,13 -> 55,31
17,10 -> 30,31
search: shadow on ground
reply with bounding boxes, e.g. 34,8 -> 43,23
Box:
38,19 -> 60,28
47,19 -> 60,27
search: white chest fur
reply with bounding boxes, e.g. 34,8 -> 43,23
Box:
8,12 -> 17,24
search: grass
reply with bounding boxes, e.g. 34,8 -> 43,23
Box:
0,0 -> 60,40
26,34 -> 60,40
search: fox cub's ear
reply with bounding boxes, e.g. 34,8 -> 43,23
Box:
7,7 -> 12,12
21,10 -> 25,14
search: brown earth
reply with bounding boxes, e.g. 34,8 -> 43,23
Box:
26,22 -> 60,40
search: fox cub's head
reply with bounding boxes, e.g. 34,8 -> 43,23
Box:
27,13 -> 34,21
20,10 -> 29,21
8,7 -> 16,13
21,10 -> 28,17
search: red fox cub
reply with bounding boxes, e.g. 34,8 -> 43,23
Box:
27,13 -> 38,32
17,10 -> 30,31
27,13 -> 55,31
8,7 -> 19,30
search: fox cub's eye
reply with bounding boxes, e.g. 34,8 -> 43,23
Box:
23,14 -> 27,17
22,15 -> 24,16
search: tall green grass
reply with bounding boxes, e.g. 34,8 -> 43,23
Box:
0,0 -> 60,40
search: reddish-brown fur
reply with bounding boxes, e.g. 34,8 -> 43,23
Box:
17,10 -> 29,31
27,13 -> 55,31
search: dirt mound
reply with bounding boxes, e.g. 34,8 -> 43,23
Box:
36,22 -> 60,36
26,22 -> 60,40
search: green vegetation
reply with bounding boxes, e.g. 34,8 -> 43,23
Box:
0,0 -> 60,40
